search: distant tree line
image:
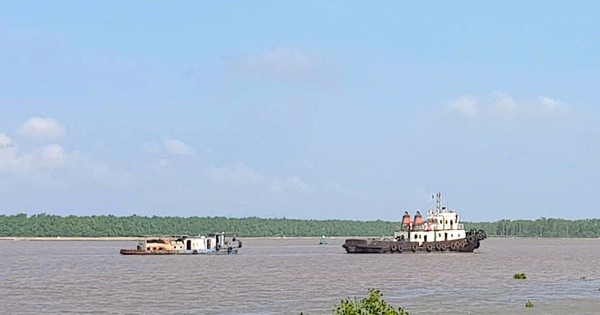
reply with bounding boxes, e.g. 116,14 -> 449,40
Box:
0,213 -> 599,238
469,218 -> 600,238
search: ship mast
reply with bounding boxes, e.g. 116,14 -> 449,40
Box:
435,191 -> 442,213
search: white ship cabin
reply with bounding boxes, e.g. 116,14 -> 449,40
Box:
139,233 -> 227,253
393,193 -> 466,245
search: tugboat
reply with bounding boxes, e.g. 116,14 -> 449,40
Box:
342,192 -> 487,254
120,232 -> 242,255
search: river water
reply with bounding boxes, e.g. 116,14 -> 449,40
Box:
1,237 -> 599,315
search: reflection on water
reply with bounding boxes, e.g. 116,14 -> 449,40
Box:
1,238 -> 599,314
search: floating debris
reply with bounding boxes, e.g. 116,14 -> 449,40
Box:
513,273 -> 527,279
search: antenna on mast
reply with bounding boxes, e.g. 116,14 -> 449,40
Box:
434,191 -> 442,212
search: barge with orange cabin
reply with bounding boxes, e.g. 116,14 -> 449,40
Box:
120,232 -> 242,255
342,192 -> 487,254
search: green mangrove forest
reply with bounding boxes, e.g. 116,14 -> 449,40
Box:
1,213 -> 599,238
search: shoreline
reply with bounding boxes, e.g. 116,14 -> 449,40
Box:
0,236 -> 342,241
1,236 -> 599,241
0,236 -> 140,241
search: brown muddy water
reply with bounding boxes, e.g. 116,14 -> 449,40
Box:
1,238 -> 599,315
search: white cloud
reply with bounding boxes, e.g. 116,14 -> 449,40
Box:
271,176 -> 310,193
39,144 -> 66,167
145,138 -> 193,156
163,138 -> 192,156
207,164 -> 265,185
0,133 -> 12,147
492,91 -> 517,114
17,116 -> 65,139
538,96 -> 564,109
447,92 -> 569,119
0,117 -> 72,173
448,96 -> 478,117
0,143 -> 68,173
0,146 -> 23,172
534,96 -> 568,117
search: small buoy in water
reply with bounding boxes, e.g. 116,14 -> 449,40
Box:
319,235 -> 327,245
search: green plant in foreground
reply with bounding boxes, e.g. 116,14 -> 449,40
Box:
525,300 -> 534,308
333,289 -> 409,315
513,273 -> 527,279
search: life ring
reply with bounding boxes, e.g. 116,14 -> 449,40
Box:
426,243 -> 433,252
411,244 -> 418,252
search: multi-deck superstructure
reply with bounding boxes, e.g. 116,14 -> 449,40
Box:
343,192 -> 487,253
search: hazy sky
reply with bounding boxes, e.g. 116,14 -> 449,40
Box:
1,1 -> 599,221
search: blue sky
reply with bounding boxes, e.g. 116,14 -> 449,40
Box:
1,1 -> 599,221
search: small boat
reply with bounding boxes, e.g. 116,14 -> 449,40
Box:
120,232 -> 242,255
343,192 -> 487,254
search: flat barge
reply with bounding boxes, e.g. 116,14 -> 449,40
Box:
120,232 -> 242,255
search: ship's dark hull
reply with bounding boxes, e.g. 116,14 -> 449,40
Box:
120,249 -> 238,255
343,230 -> 487,254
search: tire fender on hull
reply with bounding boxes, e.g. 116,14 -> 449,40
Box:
411,244 -> 418,252
426,243 -> 434,252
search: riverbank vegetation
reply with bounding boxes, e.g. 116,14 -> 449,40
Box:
0,213 -> 599,237
300,289 -> 409,315
513,273 -> 527,279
